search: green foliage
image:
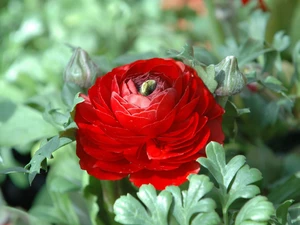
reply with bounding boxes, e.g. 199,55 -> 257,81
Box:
234,196 -> 275,225
198,142 -> 262,213
25,135 -> 73,184
114,175 -> 220,225
114,142 -> 279,225
114,185 -> 172,225
166,175 -> 220,225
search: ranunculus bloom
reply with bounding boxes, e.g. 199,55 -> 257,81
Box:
75,58 -> 224,190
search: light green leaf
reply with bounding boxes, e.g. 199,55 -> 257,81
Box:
0,103 -> 57,148
114,185 -> 172,225
1,206 -> 50,225
273,31 -> 290,52
226,165 -> 261,209
61,82 -> 83,109
198,142 -> 262,211
0,166 -> 29,174
235,196 -> 275,225
0,99 -> 17,123
166,174 -> 220,225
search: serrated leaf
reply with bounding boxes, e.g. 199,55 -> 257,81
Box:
166,174 -> 220,225
226,165 -> 262,209
25,135 -> 73,184
114,185 -> 172,225
235,196 -> 275,225
198,142 -> 246,192
198,142 -> 262,212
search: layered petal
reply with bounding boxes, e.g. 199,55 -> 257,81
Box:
75,58 -> 225,190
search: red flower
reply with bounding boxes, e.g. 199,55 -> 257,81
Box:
241,0 -> 268,11
75,58 -> 224,190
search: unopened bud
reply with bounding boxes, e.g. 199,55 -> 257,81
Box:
214,56 -> 247,96
63,47 -> 99,88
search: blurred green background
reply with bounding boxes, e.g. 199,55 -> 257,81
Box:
1,0 -> 300,224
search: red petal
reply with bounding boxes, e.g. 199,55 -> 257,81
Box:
206,116 -> 225,144
129,161 -> 200,190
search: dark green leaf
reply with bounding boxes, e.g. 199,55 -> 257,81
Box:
276,200 -> 294,225
289,202 -> 300,224
268,174 -> 300,204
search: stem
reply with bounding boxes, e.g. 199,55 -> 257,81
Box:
223,207 -> 229,225
204,0 -> 225,53
216,96 -> 229,108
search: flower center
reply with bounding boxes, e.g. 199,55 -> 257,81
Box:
139,79 -> 157,96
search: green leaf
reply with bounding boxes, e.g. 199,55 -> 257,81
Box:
114,185 -> 172,225
268,173 -> 300,204
237,39 -> 272,67
0,99 -> 17,123
0,166 -> 29,174
234,196 -> 275,225
193,64 -> 218,93
61,82 -> 83,109
289,202 -> 300,224
166,174 -> 220,225
0,104 -> 57,148
1,206 -> 51,225
167,43 -> 197,65
198,142 -> 262,211
25,135 -> 73,184
261,76 -> 286,93
273,31 -> 290,52
276,200 -> 294,225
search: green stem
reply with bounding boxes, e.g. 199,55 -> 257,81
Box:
223,207 -> 229,225
216,96 -> 229,108
204,0 -> 225,53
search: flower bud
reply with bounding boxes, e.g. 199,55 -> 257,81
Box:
214,56 -> 247,96
63,47 -> 99,88
139,80 -> 157,96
